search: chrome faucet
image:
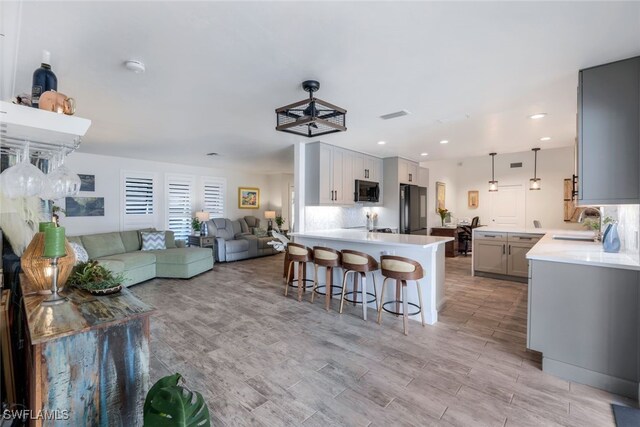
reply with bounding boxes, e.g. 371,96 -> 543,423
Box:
578,207 -> 602,240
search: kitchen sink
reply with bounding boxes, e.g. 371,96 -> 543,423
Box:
552,234 -> 596,242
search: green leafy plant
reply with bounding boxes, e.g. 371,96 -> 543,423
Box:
68,260 -> 125,291
275,215 -> 285,229
191,217 -> 201,233
583,218 -> 601,232
603,216 -> 615,225
144,373 -> 211,427
437,208 -> 449,226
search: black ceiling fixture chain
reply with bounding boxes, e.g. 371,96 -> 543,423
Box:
275,80 -> 347,138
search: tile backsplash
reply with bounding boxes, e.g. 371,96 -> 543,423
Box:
602,205 -> 639,253
305,206 -> 384,230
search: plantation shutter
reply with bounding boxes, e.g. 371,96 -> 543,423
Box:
124,175 -> 154,215
202,178 -> 226,218
166,174 -> 194,241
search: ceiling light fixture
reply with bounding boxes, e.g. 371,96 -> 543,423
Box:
529,113 -> 547,120
439,140 -> 449,144
377,141 -> 386,145
539,136 -> 551,141
421,152 -> 428,156
489,152 -> 498,192
206,152 -> 219,156
124,60 -> 145,73
275,80 -> 347,138
530,148 -> 541,190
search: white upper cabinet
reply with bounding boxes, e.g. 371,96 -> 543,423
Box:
306,143 -> 356,206
418,167 -> 429,187
398,158 -> 419,184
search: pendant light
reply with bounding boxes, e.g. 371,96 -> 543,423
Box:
488,153 -> 498,192
530,148 -> 541,190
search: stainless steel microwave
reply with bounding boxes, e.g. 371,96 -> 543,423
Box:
354,180 -> 380,203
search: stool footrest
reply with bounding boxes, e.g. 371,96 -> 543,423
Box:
381,301 -> 421,316
344,290 -> 377,305
287,278 -> 315,289
313,284 -> 344,296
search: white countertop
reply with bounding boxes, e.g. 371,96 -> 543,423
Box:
473,225 -> 549,234
291,229 -> 453,248
526,233 -> 640,271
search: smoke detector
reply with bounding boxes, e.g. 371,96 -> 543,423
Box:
124,60 -> 145,73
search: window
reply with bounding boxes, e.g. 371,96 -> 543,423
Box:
202,177 -> 226,218
166,174 -> 194,241
121,171 -> 157,229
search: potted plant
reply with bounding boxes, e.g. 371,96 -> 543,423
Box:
437,208 -> 449,227
275,215 -> 285,231
144,373 -> 211,427
68,260 -> 126,295
191,217 -> 202,235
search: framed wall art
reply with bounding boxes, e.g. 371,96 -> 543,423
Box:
238,187 -> 260,209
435,181 -> 446,212
468,190 -> 479,209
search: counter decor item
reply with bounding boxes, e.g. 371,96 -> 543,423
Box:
41,226 -> 69,305
366,211 -> 378,231
39,90 -> 76,115
31,50 -> 57,109
602,221 -> 621,253
68,260 -> 125,295
21,222 -> 75,294
437,208 -> 449,227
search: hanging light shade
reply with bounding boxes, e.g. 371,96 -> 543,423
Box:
488,153 -> 498,192
529,148 -> 541,190
275,80 -> 347,138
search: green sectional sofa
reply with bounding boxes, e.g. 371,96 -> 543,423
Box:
68,229 -> 214,287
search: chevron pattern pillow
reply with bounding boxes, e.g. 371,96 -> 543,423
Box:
140,231 -> 166,251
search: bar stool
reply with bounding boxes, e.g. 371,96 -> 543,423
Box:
310,246 -> 343,311
377,255 -> 426,335
339,250 -> 379,321
284,243 -> 314,302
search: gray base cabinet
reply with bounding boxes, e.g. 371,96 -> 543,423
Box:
528,260 -> 640,398
473,231 -> 541,280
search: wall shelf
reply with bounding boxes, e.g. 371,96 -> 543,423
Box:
0,100 -> 91,160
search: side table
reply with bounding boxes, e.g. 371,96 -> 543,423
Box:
187,235 -> 217,261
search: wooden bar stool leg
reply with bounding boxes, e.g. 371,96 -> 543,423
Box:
402,280 -> 409,335
339,270 -> 350,314
378,278 -> 388,325
297,262 -> 304,302
302,263 -> 307,293
353,274 -> 359,307
361,272 -> 367,321
325,266 -> 332,311
311,264 -> 319,303
372,273 -> 379,312
415,280 -> 426,327
284,261 -> 294,296
395,279 -> 401,317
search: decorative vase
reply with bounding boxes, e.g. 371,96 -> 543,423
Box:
602,223 -> 621,253
21,233 -> 76,293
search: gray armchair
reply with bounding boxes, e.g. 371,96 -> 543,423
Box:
206,217 -> 278,262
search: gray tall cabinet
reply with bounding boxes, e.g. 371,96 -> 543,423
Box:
578,56 -> 640,205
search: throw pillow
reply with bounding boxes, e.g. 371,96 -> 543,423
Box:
164,230 -> 176,248
252,227 -> 268,237
140,231 -> 166,251
69,242 -> 89,265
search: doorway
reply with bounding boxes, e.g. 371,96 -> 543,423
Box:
489,184 -> 525,228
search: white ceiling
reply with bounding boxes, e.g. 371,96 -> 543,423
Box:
8,1 -> 640,173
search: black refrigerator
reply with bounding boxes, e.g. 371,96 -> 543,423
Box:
400,184 -> 428,235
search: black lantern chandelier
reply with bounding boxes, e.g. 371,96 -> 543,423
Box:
489,152 -> 498,192
530,148 -> 541,190
275,80 -> 347,138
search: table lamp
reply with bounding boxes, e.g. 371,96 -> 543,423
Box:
41,226 -> 68,305
264,211 -> 276,231
195,211 -> 210,236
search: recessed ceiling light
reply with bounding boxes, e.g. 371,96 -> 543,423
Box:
124,60 -> 145,73
421,152 -> 428,156
529,113 -> 547,120
377,141 -> 386,145
439,140 -> 449,144
539,137 -> 552,141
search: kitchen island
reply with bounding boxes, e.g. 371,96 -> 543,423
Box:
291,229 -> 452,324
526,233 -> 640,399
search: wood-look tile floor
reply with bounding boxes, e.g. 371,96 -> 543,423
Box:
132,255 -> 635,426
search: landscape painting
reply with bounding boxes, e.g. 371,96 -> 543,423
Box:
78,174 -> 95,192
65,197 -> 105,217
238,187 -> 260,209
